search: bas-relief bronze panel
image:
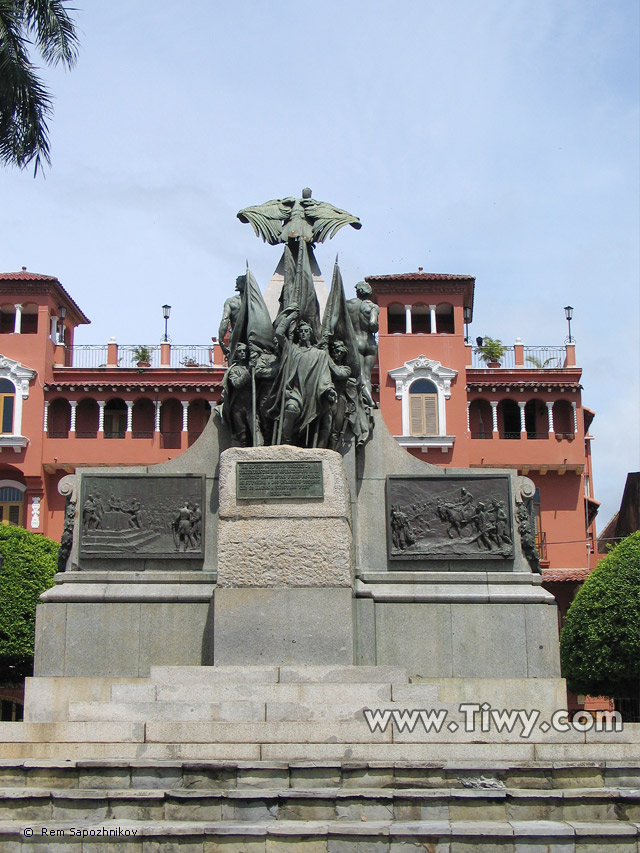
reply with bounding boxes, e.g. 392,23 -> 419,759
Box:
79,474 -> 205,559
386,475 -> 513,560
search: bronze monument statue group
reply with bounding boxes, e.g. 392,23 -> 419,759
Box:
217,189 -> 378,452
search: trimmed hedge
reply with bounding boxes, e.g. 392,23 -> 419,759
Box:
560,531 -> 640,697
0,526 -> 58,678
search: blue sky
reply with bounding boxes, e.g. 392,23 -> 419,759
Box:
1,0 -> 638,529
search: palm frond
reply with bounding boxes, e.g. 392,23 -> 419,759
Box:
21,0 -> 79,68
0,0 -> 78,172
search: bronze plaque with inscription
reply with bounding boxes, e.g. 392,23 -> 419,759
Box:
236,461 -> 323,499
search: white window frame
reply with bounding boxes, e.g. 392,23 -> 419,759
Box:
0,355 -> 36,451
388,355 -> 457,452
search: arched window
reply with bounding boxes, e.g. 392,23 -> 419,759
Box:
524,399 -> 548,439
436,303 -> 455,334
160,398 -> 183,448
409,379 -> 439,436
48,398 -> 71,438
187,399 -> 211,446
553,400 -> 574,437
389,355 -> 457,449
21,304 -> 38,334
387,303 -> 405,334
469,399 -> 492,438
0,379 -> 15,434
104,399 -> 127,439
132,398 -> 155,438
411,304 -> 430,334
75,399 -> 98,438
498,399 -> 521,439
0,306 -> 15,335
0,482 -> 25,526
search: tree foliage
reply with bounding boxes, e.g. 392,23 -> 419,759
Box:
0,525 -> 58,677
0,0 -> 79,174
560,531 -> 640,697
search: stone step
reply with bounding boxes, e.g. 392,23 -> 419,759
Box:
0,784 -> 639,823
68,699 -> 455,723
113,681 -> 400,705
0,817 -> 639,850
2,739 -> 640,763
2,759 -> 637,791
148,665 -> 410,685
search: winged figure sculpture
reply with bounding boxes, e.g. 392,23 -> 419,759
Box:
237,188 -> 361,246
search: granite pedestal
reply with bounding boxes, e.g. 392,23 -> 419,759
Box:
214,445 -> 355,665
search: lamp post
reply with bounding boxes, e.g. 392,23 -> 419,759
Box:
463,306 -> 472,343
564,305 -> 574,343
162,305 -> 171,342
57,305 -> 67,344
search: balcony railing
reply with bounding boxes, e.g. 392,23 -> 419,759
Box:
117,345 -> 161,368
46,430 -> 198,442
471,345 -> 570,369
170,346 -> 215,367
60,344 -> 218,369
67,345 -> 109,368
522,347 -> 566,369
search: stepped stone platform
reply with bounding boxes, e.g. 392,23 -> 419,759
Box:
1,666 -> 638,848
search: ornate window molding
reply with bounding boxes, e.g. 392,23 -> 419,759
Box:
388,355 -> 457,452
0,355 -> 36,451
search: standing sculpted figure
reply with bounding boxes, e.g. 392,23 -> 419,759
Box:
347,281 -> 379,407
266,308 -> 336,447
221,342 -> 253,446
217,275 -> 247,358
227,188 -> 372,448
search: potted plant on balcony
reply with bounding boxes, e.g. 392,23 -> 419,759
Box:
132,345 -> 152,367
474,336 -> 506,368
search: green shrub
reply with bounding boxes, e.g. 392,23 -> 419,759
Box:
560,531 -> 640,697
0,526 -> 58,678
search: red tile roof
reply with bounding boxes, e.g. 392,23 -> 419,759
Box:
366,272 -> 475,281
542,567 -> 592,582
0,270 -> 59,281
0,270 -> 90,324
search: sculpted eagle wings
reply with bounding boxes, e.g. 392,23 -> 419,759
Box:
237,194 -> 361,245
302,199 -> 362,244
237,199 -> 296,245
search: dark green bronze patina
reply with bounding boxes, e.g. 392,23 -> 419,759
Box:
217,189 -> 375,452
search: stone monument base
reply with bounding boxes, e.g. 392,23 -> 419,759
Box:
214,445 -> 356,666
214,587 -> 354,665
35,571 -> 215,677
354,570 -> 560,678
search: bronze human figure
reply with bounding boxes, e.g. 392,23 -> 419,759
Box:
266,309 -> 336,447
327,338 -> 357,451
218,275 -> 247,358
347,281 -> 379,407
222,189 -> 372,450
221,341 -> 253,447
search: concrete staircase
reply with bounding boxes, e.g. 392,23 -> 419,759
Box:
0,666 -> 638,849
